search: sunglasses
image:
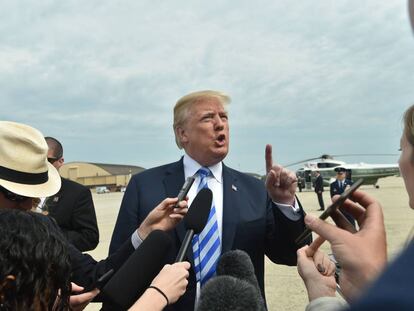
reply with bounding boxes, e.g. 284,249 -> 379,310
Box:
0,185 -> 30,202
48,157 -> 59,164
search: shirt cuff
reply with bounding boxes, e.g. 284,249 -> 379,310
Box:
272,198 -> 302,221
131,230 -> 143,249
305,297 -> 347,311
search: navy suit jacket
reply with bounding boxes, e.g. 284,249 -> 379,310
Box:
314,175 -> 324,193
109,158 -> 310,310
330,179 -> 353,197
349,241 -> 414,310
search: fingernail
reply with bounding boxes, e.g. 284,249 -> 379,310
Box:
317,264 -> 325,273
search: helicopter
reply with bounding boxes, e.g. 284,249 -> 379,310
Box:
287,154 -> 400,191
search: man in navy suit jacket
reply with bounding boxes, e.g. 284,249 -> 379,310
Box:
330,167 -> 355,226
109,90 -> 310,310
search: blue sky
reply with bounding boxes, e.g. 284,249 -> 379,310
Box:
1,0 -> 413,174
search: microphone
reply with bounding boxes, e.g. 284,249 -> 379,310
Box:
175,188 -> 213,262
102,230 -> 173,309
197,275 -> 262,311
215,250 -> 266,310
217,250 -> 261,292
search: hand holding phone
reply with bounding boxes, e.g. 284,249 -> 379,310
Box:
174,176 -> 195,208
295,179 -> 364,245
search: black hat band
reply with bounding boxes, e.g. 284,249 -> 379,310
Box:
0,166 -> 48,185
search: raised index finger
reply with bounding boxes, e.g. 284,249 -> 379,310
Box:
265,144 -> 273,173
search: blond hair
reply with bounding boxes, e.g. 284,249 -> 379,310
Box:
173,90 -> 231,149
403,105 -> 414,147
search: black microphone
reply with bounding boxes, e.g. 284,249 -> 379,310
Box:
175,188 -> 212,262
102,230 -> 173,309
197,275 -> 261,311
216,250 -> 266,310
217,250 -> 261,292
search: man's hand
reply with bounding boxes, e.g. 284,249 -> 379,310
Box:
265,144 -> 297,204
150,262 -> 191,304
297,244 -> 337,302
138,197 -> 188,240
129,262 -> 190,310
69,282 -> 100,311
304,190 -> 387,301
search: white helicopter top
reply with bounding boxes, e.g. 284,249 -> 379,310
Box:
293,154 -> 399,189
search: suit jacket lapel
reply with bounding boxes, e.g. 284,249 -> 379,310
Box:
221,164 -> 240,253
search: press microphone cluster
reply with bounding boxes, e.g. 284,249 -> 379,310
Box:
198,250 -> 266,311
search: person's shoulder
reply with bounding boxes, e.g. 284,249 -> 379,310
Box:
131,160 -> 182,181
61,177 -> 85,188
61,178 -> 89,192
224,166 -> 264,186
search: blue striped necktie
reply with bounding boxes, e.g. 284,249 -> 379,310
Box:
192,167 -> 221,286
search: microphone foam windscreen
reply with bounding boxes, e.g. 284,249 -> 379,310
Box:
184,188 -> 212,234
217,250 -> 265,310
102,230 -> 172,309
217,250 -> 259,289
197,275 -> 261,311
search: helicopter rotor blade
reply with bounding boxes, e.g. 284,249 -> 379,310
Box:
331,153 -> 399,157
284,156 -> 328,167
284,153 -> 398,168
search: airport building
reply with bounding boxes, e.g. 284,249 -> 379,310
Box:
59,162 -> 145,191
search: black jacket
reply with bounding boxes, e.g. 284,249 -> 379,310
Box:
46,177 -> 99,252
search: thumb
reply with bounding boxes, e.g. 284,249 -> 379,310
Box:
305,214 -> 347,245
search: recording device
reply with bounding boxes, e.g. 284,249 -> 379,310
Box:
216,250 -> 265,310
295,178 -> 364,245
197,275 -> 263,311
102,230 -> 173,309
175,188 -> 213,262
175,176 -> 195,208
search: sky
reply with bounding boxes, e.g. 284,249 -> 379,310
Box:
1,0 -> 414,174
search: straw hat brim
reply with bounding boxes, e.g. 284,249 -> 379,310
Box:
0,162 -> 61,198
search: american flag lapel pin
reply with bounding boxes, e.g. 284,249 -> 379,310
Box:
232,184 -> 238,191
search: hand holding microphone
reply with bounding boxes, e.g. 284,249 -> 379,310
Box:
137,177 -> 195,240
137,197 -> 189,240
129,262 -> 191,311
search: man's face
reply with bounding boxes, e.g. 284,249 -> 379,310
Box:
47,149 -> 63,170
0,189 -> 32,211
178,98 -> 229,167
336,172 -> 345,181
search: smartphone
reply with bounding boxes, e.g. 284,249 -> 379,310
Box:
83,269 -> 114,292
295,178 -> 364,245
174,176 -> 195,208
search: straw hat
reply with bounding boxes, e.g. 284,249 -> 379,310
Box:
0,121 -> 61,197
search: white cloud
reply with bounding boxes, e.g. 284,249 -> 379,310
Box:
1,0 -> 413,172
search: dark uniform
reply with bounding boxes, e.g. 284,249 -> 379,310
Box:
314,173 -> 325,210
330,167 -> 355,227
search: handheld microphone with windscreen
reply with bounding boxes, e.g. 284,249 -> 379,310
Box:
175,188 -> 213,262
216,250 -> 266,310
197,275 -> 261,311
102,230 -> 173,309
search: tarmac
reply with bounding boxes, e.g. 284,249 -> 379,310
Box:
85,176 -> 414,310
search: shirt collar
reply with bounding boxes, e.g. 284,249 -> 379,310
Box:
183,153 -> 222,183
